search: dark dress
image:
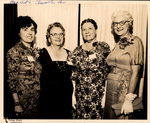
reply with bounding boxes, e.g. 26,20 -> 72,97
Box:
38,48 -> 73,119
67,42 -> 110,119
6,42 -> 42,118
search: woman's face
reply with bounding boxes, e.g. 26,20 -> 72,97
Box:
19,23 -> 35,44
113,15 -> 130,37
81,22 -> 97,43
49,27 -> 64,47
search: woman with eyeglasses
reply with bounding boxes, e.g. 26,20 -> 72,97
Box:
103,11 -> 144,119
67,18 -> 110,119
38,22 -> 73,119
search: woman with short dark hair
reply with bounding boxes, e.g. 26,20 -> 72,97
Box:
67,18 -> 110,119
6,16 -> 42,118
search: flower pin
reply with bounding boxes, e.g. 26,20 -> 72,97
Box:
89,53 -> 97,60
119,37 -> 134,49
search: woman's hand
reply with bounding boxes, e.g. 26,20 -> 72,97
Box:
121,93 -> 137,115
72,92 -> 76,110
15,105 -> 23,115
121,100 -> 133,115
72,81 -> 76,109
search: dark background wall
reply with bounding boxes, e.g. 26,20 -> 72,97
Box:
4,4 -> 17,118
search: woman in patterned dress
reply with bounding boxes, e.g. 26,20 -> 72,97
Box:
38,22 -> 73,119
103,11 -> 144,119
6,16 -> 42,118
67,18 -> 110,119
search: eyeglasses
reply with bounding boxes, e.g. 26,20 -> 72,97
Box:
113,20 -> 129,27
50,33 -> 64,38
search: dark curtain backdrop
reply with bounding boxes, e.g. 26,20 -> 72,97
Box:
4,4 -> 17,118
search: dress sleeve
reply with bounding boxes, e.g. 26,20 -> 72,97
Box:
67,50 -> 77,65
98,42 -> 111,58
99,42 -> 111,83
37,48 -> 44,64
67,48 -> 79,81
103,42 -> 111,58
6,48 -> 21,93
130,37 -> 144,65
70,66 -> 78,81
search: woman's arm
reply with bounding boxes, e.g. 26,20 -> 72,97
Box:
121,65 -> 142,115
72,80 -> 76,109
121,36 -> 144,115
12,93 -> 23,113
6,49 -> 23,113
129,65 -> 141,93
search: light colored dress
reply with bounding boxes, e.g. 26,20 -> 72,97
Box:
104,36 -> 144,119
67,42 -> 110,119
6,42 -> 42,118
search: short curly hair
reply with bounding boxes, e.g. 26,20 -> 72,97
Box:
15,16 -> 37,35
46,22 -> 65,46
81,18 -> 98,30
111,11 -> 134,43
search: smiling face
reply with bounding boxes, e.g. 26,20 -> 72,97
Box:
19,23 -> 35,45
81,22 -> 97,43
113,15 -> 130,37
49,27 -> 64,47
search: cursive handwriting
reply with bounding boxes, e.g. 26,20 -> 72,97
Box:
10,0 -> 65,4
10,0 -> 31,4
35,0 -> 55,4
57,0 -> 65,4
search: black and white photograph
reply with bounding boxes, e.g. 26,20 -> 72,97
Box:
0,0 -> 149,122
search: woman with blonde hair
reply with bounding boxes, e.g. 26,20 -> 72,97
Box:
103,10 -> 144,119
38,22 -> 73,119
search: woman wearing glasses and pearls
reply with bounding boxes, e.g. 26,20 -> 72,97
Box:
38,22 -> 73,119
103,11 -> 144,119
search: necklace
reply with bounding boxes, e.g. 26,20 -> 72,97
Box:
55,61 -> 67,71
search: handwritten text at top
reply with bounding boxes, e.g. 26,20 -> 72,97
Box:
10,0 -> 66,4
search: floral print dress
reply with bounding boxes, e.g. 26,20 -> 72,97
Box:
6,42 -> 42,118
67,42 -> 110,119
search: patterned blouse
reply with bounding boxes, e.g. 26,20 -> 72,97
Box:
67,41 -> 110,119
6,42 -> 42,117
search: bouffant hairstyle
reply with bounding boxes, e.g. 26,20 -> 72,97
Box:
46,22 -> 65,46
15,16 -> 37,35
111,11 -> 133,43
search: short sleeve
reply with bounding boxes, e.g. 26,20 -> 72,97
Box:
96,42 -> 111,58
102,42 -> 111,58
67,47 -> 79,81
67,47 -> 78,65
130,37 -> 144,65
70,66 -> 78,81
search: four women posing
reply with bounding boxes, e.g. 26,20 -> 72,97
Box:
6,10 -> 144,119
